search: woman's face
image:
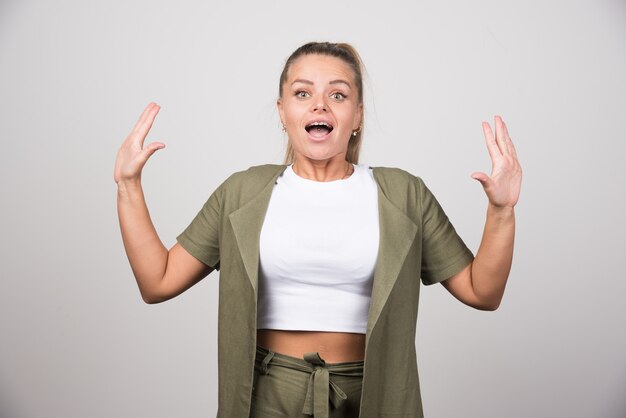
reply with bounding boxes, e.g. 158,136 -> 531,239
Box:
278,54 -> 362,163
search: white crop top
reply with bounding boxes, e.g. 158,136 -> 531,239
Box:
257,163 -> 380,334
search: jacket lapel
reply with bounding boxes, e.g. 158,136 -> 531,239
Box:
366,169 -> 419,341
228,166 -> 287,295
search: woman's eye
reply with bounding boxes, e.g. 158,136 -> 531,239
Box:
331,92 -> 346,101
296,91 -> 310,98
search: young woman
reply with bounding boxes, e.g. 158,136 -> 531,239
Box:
114,42 -> 522,418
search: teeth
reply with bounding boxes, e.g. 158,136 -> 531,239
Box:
307,121 -> 332,129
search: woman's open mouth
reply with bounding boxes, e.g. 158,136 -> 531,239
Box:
305,121 -> 334,140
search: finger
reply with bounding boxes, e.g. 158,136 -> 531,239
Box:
138,141 -> 166,165
500,117 -> 514,155
482,121 -> 501,161
471,171 -> 491,187
503,122 -> 518,160
131,103 -> 160,147
145,141 -> 166,153
131,102 -> 156,134
494,115 -> 509,156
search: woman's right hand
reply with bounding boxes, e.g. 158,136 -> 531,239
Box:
114,102 -> 166,185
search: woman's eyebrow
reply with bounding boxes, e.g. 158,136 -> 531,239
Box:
329,79 -> 351,89
291,79 -> 352,88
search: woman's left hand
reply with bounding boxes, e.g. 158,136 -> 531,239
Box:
471,116 -> 522,208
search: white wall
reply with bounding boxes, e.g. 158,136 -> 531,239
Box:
1,0 -> 624,417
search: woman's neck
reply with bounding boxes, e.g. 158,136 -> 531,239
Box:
291,156 -> 354,182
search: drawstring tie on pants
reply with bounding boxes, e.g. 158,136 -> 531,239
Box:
258,348 -> 363,417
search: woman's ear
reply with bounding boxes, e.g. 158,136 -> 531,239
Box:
277,98 -> 285,127
354,102 -> 363,130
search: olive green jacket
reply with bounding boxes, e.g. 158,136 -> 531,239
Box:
177,164 -> 474,418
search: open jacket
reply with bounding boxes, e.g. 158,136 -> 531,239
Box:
177,164 -> 474,418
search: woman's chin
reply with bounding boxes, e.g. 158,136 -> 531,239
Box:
292,138 -> 348,162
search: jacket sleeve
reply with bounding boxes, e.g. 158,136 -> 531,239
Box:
418,178 -> 474,285
176,184 -> 223,270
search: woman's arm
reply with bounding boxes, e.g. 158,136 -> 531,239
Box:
115,103 -> 213,304
441,116 -> 522,310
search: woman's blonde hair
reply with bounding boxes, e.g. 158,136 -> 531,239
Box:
279,42 -> 365,164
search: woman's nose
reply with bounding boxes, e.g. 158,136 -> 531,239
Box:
311,97 -> 328,112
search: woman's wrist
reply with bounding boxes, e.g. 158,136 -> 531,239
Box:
486,204 -> 515,226
487,203 -> 515,215
117,178 -> 143,195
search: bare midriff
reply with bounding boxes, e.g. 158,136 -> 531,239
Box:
256,329 -> 366,363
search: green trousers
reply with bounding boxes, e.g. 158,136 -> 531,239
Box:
251,345 -> 365,418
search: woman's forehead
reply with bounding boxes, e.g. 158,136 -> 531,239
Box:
286,54 -> 355,84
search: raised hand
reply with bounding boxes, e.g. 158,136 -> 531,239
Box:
471,116 -> 522,208
114,102 -> 165,184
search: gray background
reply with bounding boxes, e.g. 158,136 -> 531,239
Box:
1,0 -> 625,417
